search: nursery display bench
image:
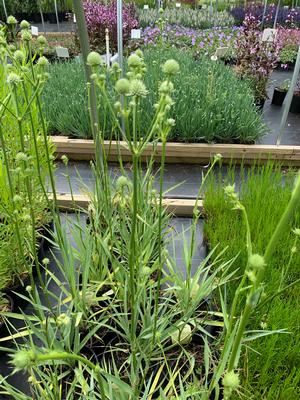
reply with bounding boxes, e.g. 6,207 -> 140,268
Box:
53,136 -> 300,166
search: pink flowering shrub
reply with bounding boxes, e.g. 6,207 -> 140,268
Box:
83,1 -> 138,52
235,14 -> 279,101
276,28 -> 300,68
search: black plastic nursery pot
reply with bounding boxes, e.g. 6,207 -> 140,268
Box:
47,12 -> 66,23
255,98 -> 265,112
271,88 -> 287,106
290,94 -> 300,114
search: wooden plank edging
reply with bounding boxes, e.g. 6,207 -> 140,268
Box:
52,136 -> 300,165
56,193 -> 203,217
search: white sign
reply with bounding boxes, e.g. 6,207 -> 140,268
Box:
110,53 -> 119,63
215,47 -> 229,58
143,4 -> 149,9
175,2 -> 181,7
31,26 -> 39,36
131,29 -> 141,39
73,13 -> 76,23
56,47 -> 70,58
261,28 -> 277,42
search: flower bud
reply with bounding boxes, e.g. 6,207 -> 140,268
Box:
16,152 -> 28,162
37,35 -> 47,46
21,29 -> 32,42
128,53 -> 141,68
7,15 -> 17,25
11,350 -> 35,371
248,254 -> 265,270
20,20 -> 30,30
116,175 -> 131,190
37,56 -> 49,67
14,50 -> 25,62
7,72 -> 21,85
87,51 -> 102,67
162,59 -> 180,76
129,79 -> 148,97
115,78 -> 130,95
222,370 -> 240,390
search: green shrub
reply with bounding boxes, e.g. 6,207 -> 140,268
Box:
43,48 -> 266,143
204,162 -> 300,399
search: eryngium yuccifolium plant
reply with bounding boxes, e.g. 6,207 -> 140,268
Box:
0,19 -> 55,290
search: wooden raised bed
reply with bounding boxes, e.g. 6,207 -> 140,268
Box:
52,136 -> 300,165
55,193 -> 203,217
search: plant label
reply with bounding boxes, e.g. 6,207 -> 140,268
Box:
215,47 -> 229,58
143,4 -> 149,9
56,46 -> 70,58
202,4 -> 207,9
261,28 -> 277,43
110,53 -> 119,63
31,26 -> 39,36
175,2 -> 181,7
73,13 -> 76,23
131,29 -> 141,39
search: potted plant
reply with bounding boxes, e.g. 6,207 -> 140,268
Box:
290,80 -> 300,114
278,44 -> 297,70
235,13 -> 278,111
272,79 -> 290,106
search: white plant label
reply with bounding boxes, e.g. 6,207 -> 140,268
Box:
131,29 -> 141,39
261,28 -> 277,42
215,47 -> 229,58
31,26 -> 39,36
175,2 -> 181,7
143,4 -> 149,9
110,53 -> 119,63
73,13 -> 76,23
56,46 -> 70,58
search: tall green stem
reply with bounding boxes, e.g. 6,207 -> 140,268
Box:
227,173 -> 300,371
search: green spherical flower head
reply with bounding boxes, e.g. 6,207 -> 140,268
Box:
20,20 -> 30,30
7,72 -> 21,85
248,253 -> 265,270
37,35 -> 47,46
21,29 -> 32,42
159,7 -> 164,14
222,371 -> 240,390
115,78 -> 130,95
87,51 -> 102,67
14,50 -> 25,63
162,59 -> 180,76
11,350 -> 35,371
7,15 -> 17,25
116,175 -> 131,189
159,80 -> 174,94
129,79 -> 148,97
112,61 -> 120,71
135,49 -> 143,59
37,56 -> 49,67
128,53 -> 142,68
170,324 -> 192,345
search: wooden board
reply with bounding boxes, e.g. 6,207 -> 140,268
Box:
52,136 -> 300,165
56,193 -> 203,217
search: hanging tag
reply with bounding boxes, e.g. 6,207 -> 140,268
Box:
31,26 -> 39,36
56,47 -> 70,58
131,29 -> 141,39
143,4 -> 149,9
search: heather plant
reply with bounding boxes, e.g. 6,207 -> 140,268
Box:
235,13 -> 279,102
83,0 -> 138,53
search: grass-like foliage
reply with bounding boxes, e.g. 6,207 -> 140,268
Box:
43,48 -> 266,143
204,162 -> 300,399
